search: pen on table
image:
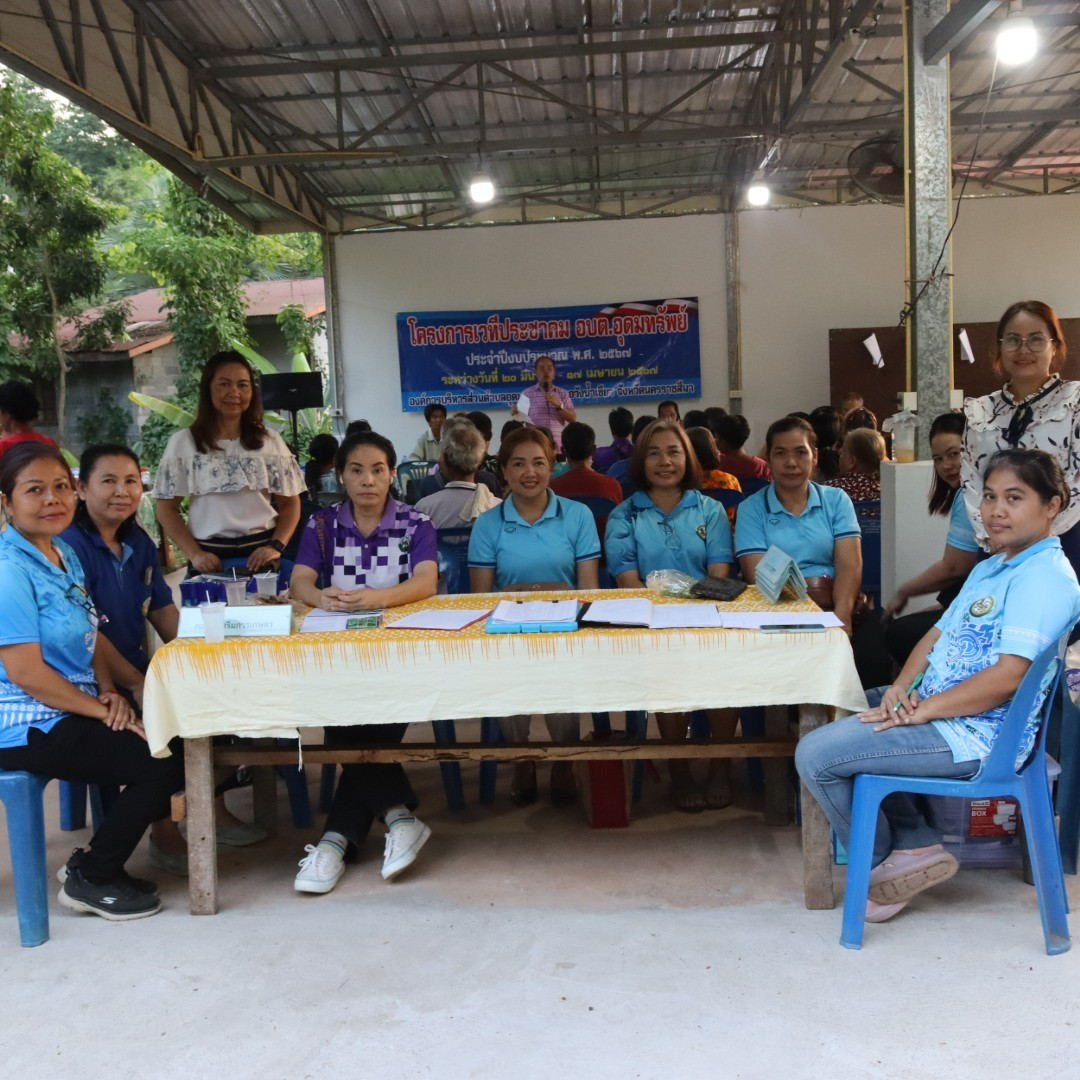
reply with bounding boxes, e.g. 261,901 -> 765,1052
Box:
893,672 -> 924,712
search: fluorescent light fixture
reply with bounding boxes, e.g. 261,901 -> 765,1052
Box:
469,174 -> 495,204
997,3 -> 1037,65
746,183 -> 771,207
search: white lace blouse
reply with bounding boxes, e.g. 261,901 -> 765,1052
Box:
152,427 -> 306,540
961,377 -> 1080,549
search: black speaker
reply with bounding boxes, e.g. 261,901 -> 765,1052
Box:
259,371 -> 324,412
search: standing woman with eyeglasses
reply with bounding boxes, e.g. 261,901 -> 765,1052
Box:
962,301 -> 1080,573
0,443 -> 183,921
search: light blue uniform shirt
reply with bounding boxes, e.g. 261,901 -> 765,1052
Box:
923,536 -> 1080,765
0,528 -> 99,748
468,492 -> 601,589
734,482 -> 860,577
604,489 -> 733,580
945,491 -> 979,553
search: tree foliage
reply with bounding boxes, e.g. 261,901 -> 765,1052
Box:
0,78 -> 125,441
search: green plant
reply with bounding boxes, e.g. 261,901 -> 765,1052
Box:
77,387 -> 132,446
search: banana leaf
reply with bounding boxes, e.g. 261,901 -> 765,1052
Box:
128,392 -> 194,428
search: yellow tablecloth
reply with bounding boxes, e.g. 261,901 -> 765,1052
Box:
142,588 -> 867,757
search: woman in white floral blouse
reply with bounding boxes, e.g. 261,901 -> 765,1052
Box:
154,351 -> 305,575
962,300 -> 1080,573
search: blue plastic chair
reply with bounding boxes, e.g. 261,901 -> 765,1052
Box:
436,527 -> 473,596
840,635 -> 1071,954
852,499 -> 882,604
395,461 -> 434,504
59,781 -> 114,832
0,771 -> 50,947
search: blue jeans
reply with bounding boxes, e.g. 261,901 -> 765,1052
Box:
795,692 -> 979,866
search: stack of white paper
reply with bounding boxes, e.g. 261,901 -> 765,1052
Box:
581,599 -> 725,630
385,608 -> 492,631
753,545 -> 808,604
490,599 -> 580,624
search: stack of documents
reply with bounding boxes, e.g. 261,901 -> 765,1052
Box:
753,545 -> 808,604
581,598 -> 725,630
486,599 -> 581,633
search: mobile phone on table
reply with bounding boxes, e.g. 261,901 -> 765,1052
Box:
759,624 -> 826,633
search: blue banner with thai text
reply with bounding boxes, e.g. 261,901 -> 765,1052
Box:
396,298 -> 701,411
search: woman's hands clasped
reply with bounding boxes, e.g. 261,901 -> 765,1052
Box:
98,690 -> 146,739
316,585 -> 381,612
859,680 -> 928,733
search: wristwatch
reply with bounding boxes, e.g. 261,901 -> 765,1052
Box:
267,538 -> 285,554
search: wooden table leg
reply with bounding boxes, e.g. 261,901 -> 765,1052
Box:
183,737 -> 218,915
762,705 -> 791,826
799,704 -> 835,910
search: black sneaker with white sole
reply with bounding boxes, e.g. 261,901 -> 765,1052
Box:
59,866 -> 162,921
56,848 -> 158,895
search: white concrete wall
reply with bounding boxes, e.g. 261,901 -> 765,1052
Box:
333,195 -> 1080,459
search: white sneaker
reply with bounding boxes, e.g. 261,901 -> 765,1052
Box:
381,818 -> 431,881
294,844 -> 345,894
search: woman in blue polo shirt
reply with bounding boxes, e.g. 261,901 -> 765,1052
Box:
605,419 -> 738,811
469,426 -> 601,805
797,449 -> 1080,924
0,442 -> 183,922
63,444 -> 265,877
735,415 -> 863,634
289,430 -> 439,896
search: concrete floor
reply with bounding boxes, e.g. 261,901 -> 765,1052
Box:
1,753 -> 1079,1080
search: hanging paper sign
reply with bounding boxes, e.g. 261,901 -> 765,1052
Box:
958,328 -> 975,364
396,298 -> 701,410
863,333 -> 885,369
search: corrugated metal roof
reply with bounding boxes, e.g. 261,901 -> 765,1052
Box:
4,0 -> 1080,230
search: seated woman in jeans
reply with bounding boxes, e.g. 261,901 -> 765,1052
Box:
0,442 -> 183,921
796,449 -> 1080,923
289,430 -> 438,895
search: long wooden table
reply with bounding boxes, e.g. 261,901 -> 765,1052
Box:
142,589 -> 867,914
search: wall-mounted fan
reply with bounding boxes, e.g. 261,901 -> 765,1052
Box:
847,134 -> 905,204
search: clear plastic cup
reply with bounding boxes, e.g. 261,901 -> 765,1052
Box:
200,601 -> 227,643
224,579 -> 249,606
254,572 -> 279,597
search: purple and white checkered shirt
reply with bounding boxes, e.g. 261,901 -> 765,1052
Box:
295,497 -> 437,590
522,383 -> 574,451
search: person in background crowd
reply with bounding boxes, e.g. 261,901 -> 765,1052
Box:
736,416 -> 862,635
468,427 -> 600,805
840,391 -> 865,417
550,421 -> 623,536
841,407 -> 880,437
658,400 -> 681,424
608,414 -> 657,497
345,419 -> 372,438
464,410 -> 503,495
409,403 -> 446,462
510,355 -> 577,452
593,407 -> 634,474
154,351 -> 305,575
704,406 -> 728,442
415,418 -> 501,529
714,414 -> 771,482
0,442 -> 184,921
809,406 -> 842,483
682,409 -> 708,429
798,449 -> 1080,925
605,419 -> 738,811
0,380 -> 58,457
304,433 -> 340,494
685,426 -> 742,526
827,428 -> 886,503
290,430 -> 438,893
883,412 -> 976,669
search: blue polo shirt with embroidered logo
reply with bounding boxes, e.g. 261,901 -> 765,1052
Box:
734,482 -> 860,577
468,492 -> 600,589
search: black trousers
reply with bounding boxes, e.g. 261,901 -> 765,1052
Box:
323,724 -> 417,852
0,716 -> 184,881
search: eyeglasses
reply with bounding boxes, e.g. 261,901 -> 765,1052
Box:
65,583 -> 108,627
658,522 -> 682,551
1000,333 -> 1053,353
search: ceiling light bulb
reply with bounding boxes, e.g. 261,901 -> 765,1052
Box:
746,183 -> 770,207
469,175 -> 495,204
996,13 -> 1037,65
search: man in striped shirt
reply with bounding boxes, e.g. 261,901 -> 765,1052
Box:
511,355 -> 577,452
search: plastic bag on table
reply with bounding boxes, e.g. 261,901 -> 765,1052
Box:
645,569 -> 697,598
